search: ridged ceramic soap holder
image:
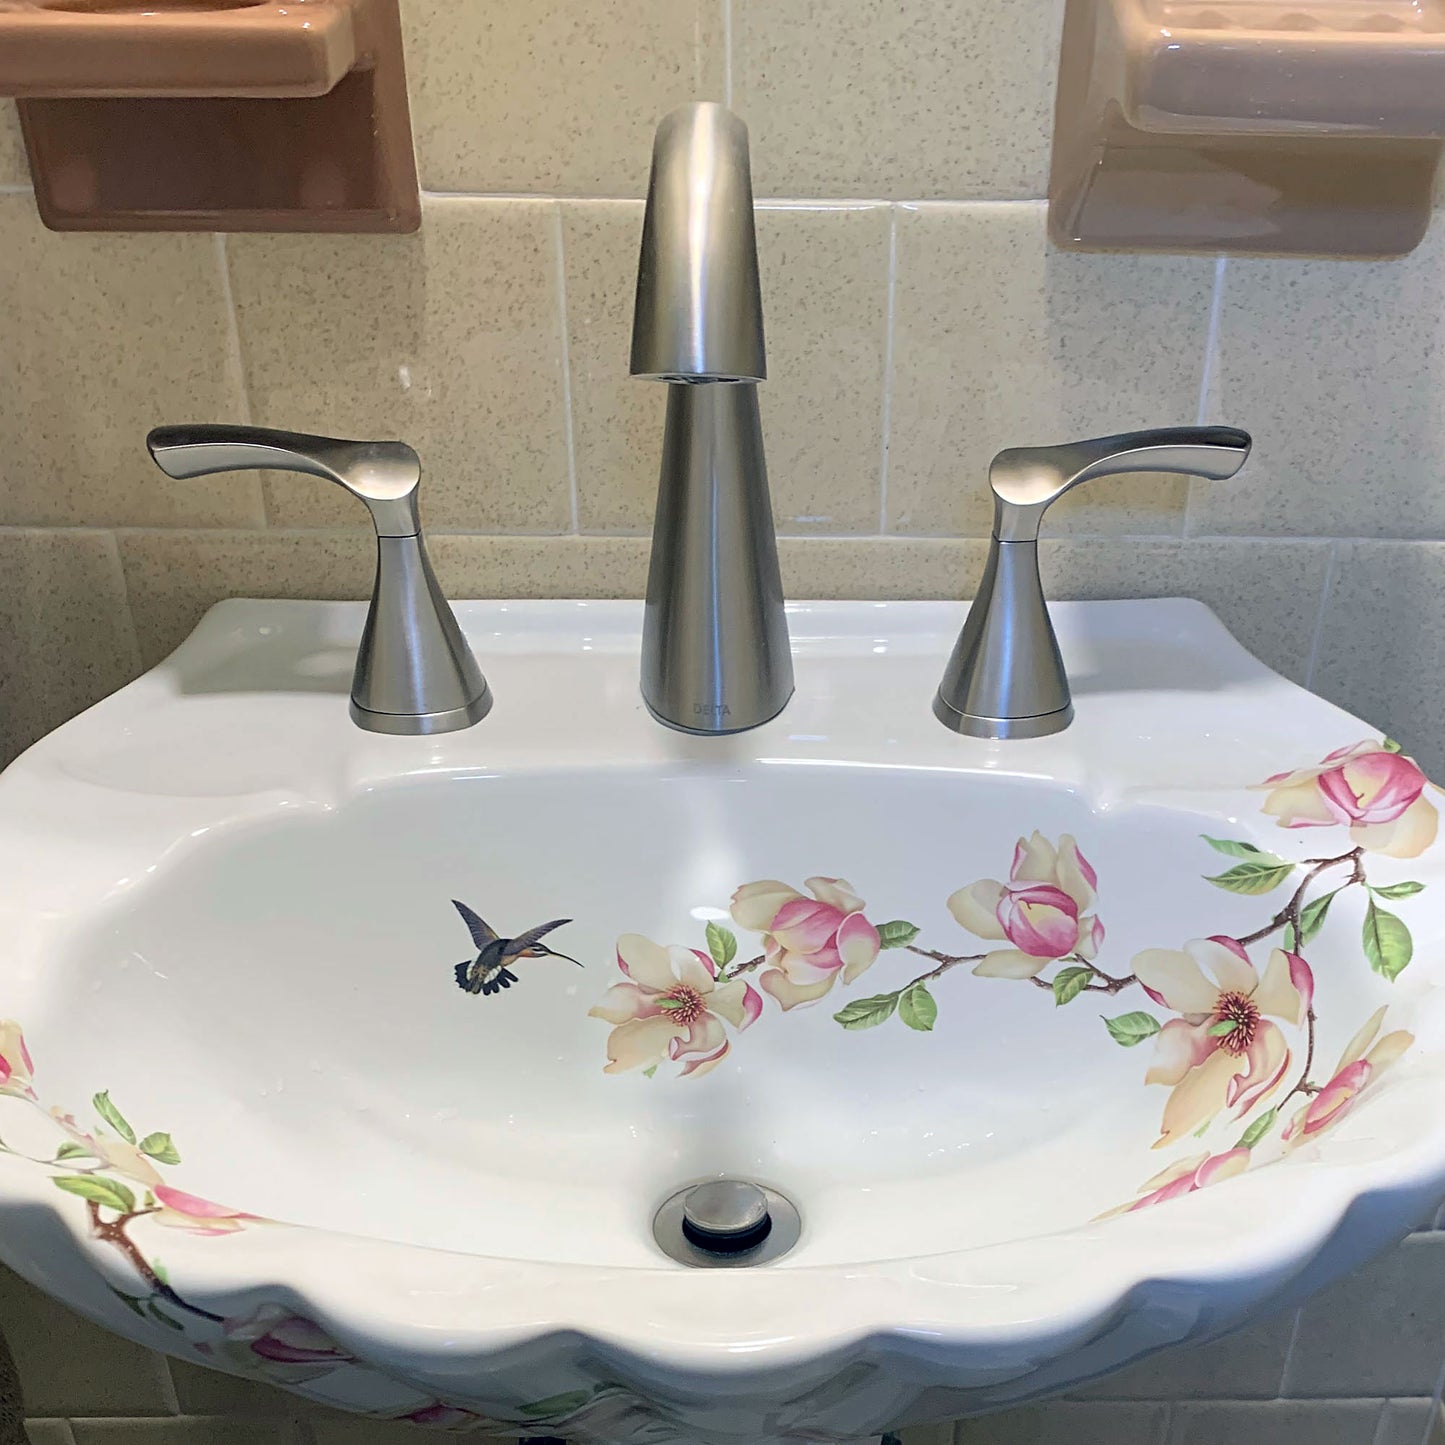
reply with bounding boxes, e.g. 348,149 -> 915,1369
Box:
1050,0 -> 1445,257
0,0 -> 418,233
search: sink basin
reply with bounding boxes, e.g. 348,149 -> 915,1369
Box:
1,597 -> 1443,1443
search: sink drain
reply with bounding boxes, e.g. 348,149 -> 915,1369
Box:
653,1179 -> 801,1267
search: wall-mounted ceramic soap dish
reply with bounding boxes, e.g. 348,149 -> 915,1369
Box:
0,0 -> 418,233
1051,0 -> 1445,257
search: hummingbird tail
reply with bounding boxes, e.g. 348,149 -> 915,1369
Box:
455,960 -> 481,994
481,967 -> 518,997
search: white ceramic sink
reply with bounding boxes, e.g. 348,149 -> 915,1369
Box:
2,598 -> 1444,1443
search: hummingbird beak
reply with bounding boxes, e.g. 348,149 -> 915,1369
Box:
543,946 -> 584,967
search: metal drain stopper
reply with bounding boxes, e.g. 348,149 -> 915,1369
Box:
653,1179 -> 802,1267
682,1180 -> 771,1252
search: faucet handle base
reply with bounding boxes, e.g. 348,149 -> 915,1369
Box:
350,686 -> 493,737
931,693 -> 1073,741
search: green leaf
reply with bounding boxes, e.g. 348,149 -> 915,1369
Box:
1281,922 -> 1298,952
1201,835 -> 1268,859
1370,880 -> 1426,901
152,1259 -> 169,1285
898,984 -> 938,1031
53,1141 -> 91,1162
1383,737 -> 1403,753
705,920 -> 737,969
1297,888 -> 1342,947
642,1064 -> 658,1079
138,1132 -> 180,1166
1364,899 -> 1414,981
1051,966 -> 1092,1006
52,1175 -> 135,1214
145,1300 -> 185,1332
107,1287 -> 147,1319
1236,1107 -> 1279,1150
1104,1011 -> 1162,1047
521,1391 -> 592,1420
877,920 -> 922,950
92,1091 -> 135,1145
833,992 -> 900,1030
1204,860 -> 1296,896
1208,1020 -> 1238,1037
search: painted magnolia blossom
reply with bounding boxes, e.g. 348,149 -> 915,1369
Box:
49,1108 -> 163,1187
948,832 -> 1104,979
1259,740 -> 1438,859
730,877 -> 882,1009
590,934 -> 762,1077
1283,1006 -> 1414,1151
1103,1148 -> 1252,1217
0,1023 -> 33,1101
396,1403 -> 491,1429
152,1184 -> 260,1236
1134,938 -> 1312,1148
203,1303 -> 356,1384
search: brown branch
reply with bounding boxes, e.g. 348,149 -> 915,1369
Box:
719,953 -> 766,981
85,1201 -> 224,1324
1235,848 -> 1365,948
902,944 -> 988,984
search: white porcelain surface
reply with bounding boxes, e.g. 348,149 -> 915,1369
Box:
0,599 -> 1442,1444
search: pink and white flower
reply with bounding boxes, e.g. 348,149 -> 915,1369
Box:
1133,938 -> 1312,1148
1283,1006 -> 1414,1151
1101,1148 -> 1252,1218
590,934 -> 762,1077
948,832 -> 1104,979
205,1303 -> 355,1384
151,1184 -> 261,1236
396,1403 -> 491,1430
0,1022 -> 34,1100
1259,740 -> 1438,859
730,877 -> 882,1009
49,1109 -> 163,1187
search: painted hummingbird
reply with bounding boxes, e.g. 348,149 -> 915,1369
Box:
451,899 -> 583,996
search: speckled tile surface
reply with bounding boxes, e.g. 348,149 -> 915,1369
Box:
401,0 -> 725,195
0,102 -> 27,187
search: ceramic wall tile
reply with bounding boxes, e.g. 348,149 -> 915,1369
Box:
1283,1235 -> 1445,1398
68,1422 -> 307,1445
1068,1309 -> 1296,1401
1198,228 -> 1445,538
954,1401 -> 1169,1445
1167,1400 -> 1385,1445
562,201 -> 889,535
732,0 -> 1063,200
0,1266 -> 172,1417
309,1417 -> 513,1445
165,1360 -> 329,1418
401,0 -> 724,195
0,529 -> 142,766
226,199 -> 570,534
1377,1399 -> 1441,1445
0,102 -> 27,187
1312,541 -> 1445,779
887,203 -> 1213,537
22,1425 -> 75,1445
0,198 -> 254,528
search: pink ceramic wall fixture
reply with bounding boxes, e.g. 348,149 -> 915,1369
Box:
0,0 -> 419,233
1050,0 -> 1445,257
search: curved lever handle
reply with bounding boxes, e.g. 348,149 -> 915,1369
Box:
989,426 -> 1252,541
147,424 -> 423,539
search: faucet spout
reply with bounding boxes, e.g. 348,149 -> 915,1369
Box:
630,103 -> 792,735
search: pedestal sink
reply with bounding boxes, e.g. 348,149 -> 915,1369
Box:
1,598 -> 1442,1444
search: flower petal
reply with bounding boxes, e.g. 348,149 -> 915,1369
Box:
1154,1046 -> 1241,1147
706,978 -> 752,1029
759,968 -> 837,1010
1195,1147 -> 1251,1186
615,933 -> 681,993
730,880 -> 801,932
947,879 -> 1007,940
1336,1005 -> 1387,1071
670,1012 -> 728,1063
1226,1021 -> 1290,1115
1010,831 -> 1059,885
1146,1018 -> 1218,1087
674,947 -> 716,993
1197,936 -> 1258,997
971,948 -> 1050,979
1253,948 -> 1309,1025
600,1014 -> 684,1074
1055,834 -> 1097,911
1075,914 -> 1105,961
805,877 -> 865,914
1138,1152 -> 1210,1193
588,982 -> 651,1025
1366,1028 -> 1414,1074
837,911 -> 881,983
1261,778 -> 1336,828
771,898 -> 845,956
1132,946 -> 1221,1016
1352,796 -> 1439,859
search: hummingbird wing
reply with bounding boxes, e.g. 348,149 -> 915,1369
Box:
505,919 -> 574,957
452,900 -> 499,951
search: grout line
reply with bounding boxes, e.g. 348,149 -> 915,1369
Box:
1183,256 -> 1228,541
155,1352 -> 182,1415
1278,1307 -> 1306,1398
0,182 -> 31,195
102,527 -> 144,676
877,206 -> 899,534
551,204 -> 581,535
1303,540 -> 1342,691
419,189 -> 1050,207
722,0 -> 734,106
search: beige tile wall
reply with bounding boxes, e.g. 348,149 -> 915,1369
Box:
4,1 -> 1445,1442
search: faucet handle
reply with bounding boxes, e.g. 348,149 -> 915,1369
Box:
145,423 -> 491,736
147,424 -> 423,539
989,426 -> 1251,541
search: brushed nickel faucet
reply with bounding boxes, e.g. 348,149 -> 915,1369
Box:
629,102 -> 793,735
146,425 -> 491,736
934,426 -> 1252,740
